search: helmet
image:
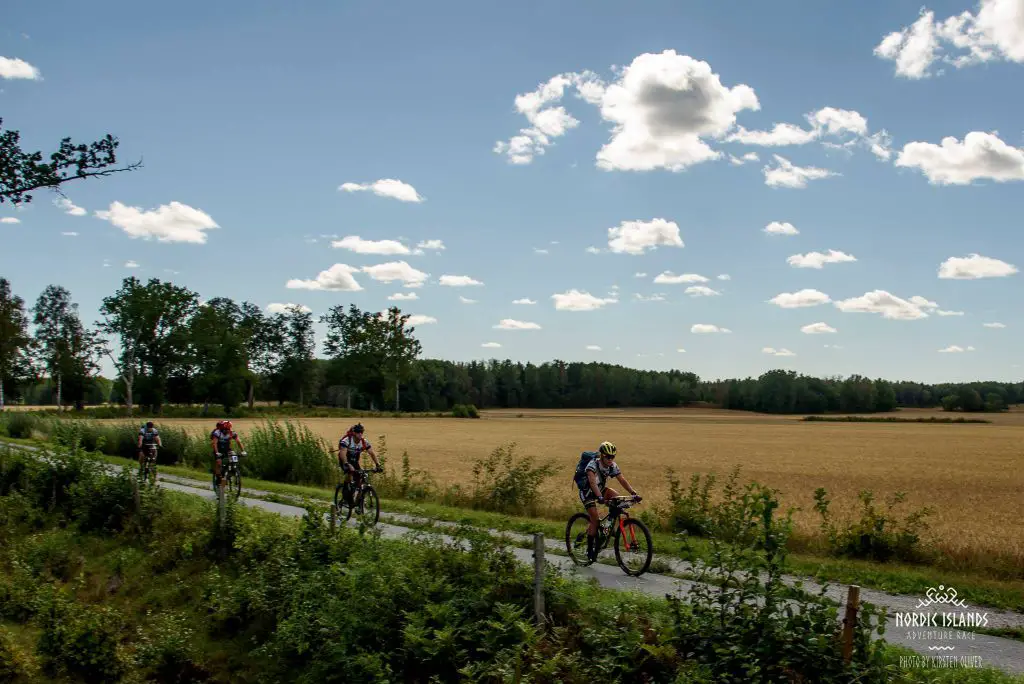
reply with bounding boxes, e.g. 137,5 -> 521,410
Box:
222,420 -> 233,432
598,441 -> 616,457
145,421 -> 154,429
352,423 -> 364,434
216,421 -> 224,429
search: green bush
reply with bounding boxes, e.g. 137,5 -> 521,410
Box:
243,419 -> 335,485
0,626 -> 35,682
469,442 -> 556,515
814,488 -> 933,563
0,413 -> 37,439
36,592 -> 125,682
451,403 -> 480,418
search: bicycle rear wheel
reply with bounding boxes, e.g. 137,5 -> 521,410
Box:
336,482 -> 355,521
565,513 -> 594,566
357,485 -> 379,526
614,518 -> 653,576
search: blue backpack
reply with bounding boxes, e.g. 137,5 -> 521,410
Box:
572,451 -> 599,490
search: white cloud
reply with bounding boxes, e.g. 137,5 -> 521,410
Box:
938,253 -> 1018,279
654,271 -> 708,284
801,322 -> 838,334
287,263 -> 364,291
685,285 -> 721,297
481,342 -> 502,349
406,315 -> 437,326
388,292 -> 419,301
691,324 -> 731,334
439,274 -> 483,287
983,322 -> 1006,328
763,155 -> 838,188
1,217 -> 21,224
768,289 -> 831,308
338,179 -> 423,202
95,201 -> 219,244
875,1 -> 1024,79
594,50 -> 760,172
834,290 -> 936,320
607,218 -> 684,255
266,303 -> 312,315
787,249 -> 857,269
459,296 -> 477,304
124,260 -> 140,269
331,235 -> 411,255
0,57 -> 41,80
585,246 -> 603,254
717,274 -> 731,281
55,198 -> 87,216
363,261 -> 429,288
938,345 -> 976,353
534,248 -> 549,255
634,293 -> 666,302
937,309 -> 965,316
762,347 -> 796,357
764,221 -> 799,236
512,298 -> 537,305
416,239 -> 445,251
676,348 -> 687,353
729,122 -> 818,147
61,231 -> 78,237
729,152 -> 760,165
909,295 -> 940,311
634,272 -> 648,278
895,132 -> 1024,185
494,319 -> 541,330
552,289 -> 618,311
586,345 -> 602,351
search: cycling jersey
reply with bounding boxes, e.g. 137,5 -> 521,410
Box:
338,435 -> 370,465
139,427 -> 159,446
211,428 -> 237,455
584,457 -> 621,492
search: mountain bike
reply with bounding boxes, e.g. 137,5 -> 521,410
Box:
565,495 -> 653,576
334,467 -> 381,526
138,443 -> 159,485
212,450 -> 244,500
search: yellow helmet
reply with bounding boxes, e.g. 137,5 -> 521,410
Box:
598,441 -> 616,457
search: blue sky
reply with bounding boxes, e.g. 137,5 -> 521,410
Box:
2,0 -> 1022,383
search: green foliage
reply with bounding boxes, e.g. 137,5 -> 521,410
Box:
662,468 -> 720,537
36,591 -> 125,682
469,442 -> 557,515
132,609 -> 208,682
803,415 -> 992,424
814,488 -> 934,563
0,626 -> 35,682
244,418 -> 335,485
0,412 -> 36,439
451,403 -> 480,418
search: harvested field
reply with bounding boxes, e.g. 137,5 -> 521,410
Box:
156,407 -> 1024,571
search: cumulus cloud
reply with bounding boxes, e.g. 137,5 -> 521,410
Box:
787,249 -> 857,269
762,347 -> 796,357
1,217 -> 20,224
95,201 -> 219,243
552,289 -> 618,311
331,235 -> 411,255
875,1 -> 1024,79
937,309 -> 965,316
654,272 -> 708,284
287,264 -> 363,291
691,324 -> 731,334
439,274 -> 483,287
533,248 -> 549,255
895,132 -> 1024,185
607,218 -> 684,255
512,298 -> 536,305
634,293 -> 666,302
459,296 -> 477,304
764,221 -> 799,236
388,292 -> 418,301
768,289 -> 832,308
55,198 -> 87,216
124,260 -> 140,269
801,322 -> 837,334
833,290 -> 938,320
481,342 -> 502,349
585,345 -> 602,351
266,303 -> 312,314
763,155 -> 838,188
0,56 -> 41,79
938,253 -> 1018,279
717,274 -> 731,281
416,239 -> 445,251
685,285 -> 720,297
61,231 -> 78,237
494,319 -> 541,330
338,179 -> 423,202
938,345 -> 976,353
406,315 -> 437,326
729,152 -> 760,165
362,261 -> 429,288
983,321 -> 1006,328
634,272 -> 648,278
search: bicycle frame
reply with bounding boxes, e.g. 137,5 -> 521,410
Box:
597,498 -> 640,549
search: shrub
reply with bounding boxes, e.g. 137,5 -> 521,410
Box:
451,403 -> 480,418
0,413 -> 37,439
134,610 -> 208,682
243,419 -> 334,485
36,592 -> 126,682
814,488 -> 933,563
469,442 -> 556,515
0,626 -> 35,682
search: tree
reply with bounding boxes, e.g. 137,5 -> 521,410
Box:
321,304 -> 384,408
0,118 -> 141,206
238,302 -> 272,409
189,298 -> 250,413
32,285 -> 104,410
272,306 -> 316,406
379,307 -> 423,411
0,278 -> 33,409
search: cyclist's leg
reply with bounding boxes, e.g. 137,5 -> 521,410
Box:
213,452 -> 223,484
581,489 -> 600,560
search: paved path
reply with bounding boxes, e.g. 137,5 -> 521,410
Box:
4,441 -> 1024,675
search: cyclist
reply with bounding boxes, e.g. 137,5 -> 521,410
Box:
580,441 -> 641,562
137,421 -> 162,467
335,423 -> 381,506
210,420 -> 246,486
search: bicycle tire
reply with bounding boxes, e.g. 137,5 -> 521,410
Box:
337,483 -> 356,522
565,513 -> 594,566
357,486 -> 379,525
614,518 -> 653,576
226,467 -> 241,500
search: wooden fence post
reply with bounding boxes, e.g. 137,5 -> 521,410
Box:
217,482 -> 226,533
329,503 -> 336,531
841,584 -> 861,664
532,533 -> 545,626
131,473 -> 141,513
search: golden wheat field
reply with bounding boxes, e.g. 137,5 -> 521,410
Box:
161,407 -> 1024,567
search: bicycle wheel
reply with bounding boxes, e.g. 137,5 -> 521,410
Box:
565,513 -> 594,566
226,467 -> 241,500
356,486 -> 379,526
336,483 -> 355,521
614,518 -> 653,576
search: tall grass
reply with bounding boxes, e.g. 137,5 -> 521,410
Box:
242,419 -> 335,485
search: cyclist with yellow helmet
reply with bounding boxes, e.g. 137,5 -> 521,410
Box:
580,441 -> 641,562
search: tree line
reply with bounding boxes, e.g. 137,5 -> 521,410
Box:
1,277 -> 1019,414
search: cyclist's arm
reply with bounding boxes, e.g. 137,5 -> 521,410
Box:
234,435 -> 245,452
210,437 -> 219,454
615,473 -> 638,497
587,470 -> 602,498
137,434 -> 143,448
365,446 -> 380,468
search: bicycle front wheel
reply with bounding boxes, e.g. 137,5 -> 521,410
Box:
357,486 -> 379,526
225,467 -> 241,499
614,518 -> 653,576
565,513 -> 593,566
